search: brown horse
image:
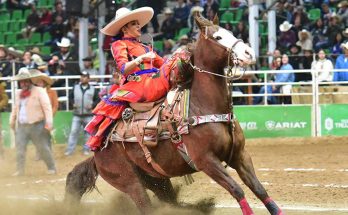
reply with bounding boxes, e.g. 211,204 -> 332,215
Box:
65,14 -> 283,215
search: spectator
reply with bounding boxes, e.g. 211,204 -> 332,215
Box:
321,3 -> 334,25
37,7 -> 52,34
233,21 -> 249,43
276,2 -> 289,31
311,49 -> 334,82
343,28 -> 348,42
288,44 -> 301,70
161,39 -> 175,59
31,53 -> 50,75
337,0 -> 348,27
82,56 -> 98,76
278,21 -> 297,52
311,18 -> 329,52
269,49 -> 282,70
51,1 -> 67,23
332,32 -> 344,59
65,71 -> 99,156
2,47 -> 24,77
173,0 -> 191,28
203,0 -> 219,20
160,8 -> 177,39
188,6 -> 204,40
50,15 -> 66,47
327,15 -> 343,45
52,37 -> 80,76
291,5 -> 310,29
333,41 -> 348,82
21,5 -> 40,39
298,49 -> 314,81
6,0 -> 31,10
22,51 -> 34,68
296,29 -> 313,52
0,81 -> 8,159
0,45 -> 8,75
10,68 -> 56,176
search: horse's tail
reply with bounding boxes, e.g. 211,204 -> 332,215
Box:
64,156 -> 99,204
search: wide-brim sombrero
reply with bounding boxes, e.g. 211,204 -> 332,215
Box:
30,69 -> 54,86
100,7 -> 154,36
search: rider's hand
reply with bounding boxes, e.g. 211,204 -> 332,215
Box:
135,52 -> 156,65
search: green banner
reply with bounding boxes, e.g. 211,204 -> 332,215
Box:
321,104 -> 348,136
234,106 -> 312,138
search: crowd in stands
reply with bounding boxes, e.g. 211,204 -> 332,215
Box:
0,0 -> 347,107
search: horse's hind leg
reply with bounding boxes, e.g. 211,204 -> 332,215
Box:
139,172 -> 177,204
94,147 -> 152,214
232,148 -> 283,215
65,157 -> 98,204
197,156 -> 254,215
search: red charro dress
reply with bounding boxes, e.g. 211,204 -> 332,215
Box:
85,37 -> 177,150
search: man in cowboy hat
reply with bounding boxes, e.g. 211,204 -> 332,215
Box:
278,21 -> 296,52
333,41 -> 348,82
160,7 -> 177,39
337,0 -> 348,26
10,68 -> 56,176
52,37 -> 80,76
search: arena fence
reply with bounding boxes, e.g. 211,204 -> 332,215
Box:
1,69 -> 348,147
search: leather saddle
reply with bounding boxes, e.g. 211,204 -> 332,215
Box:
111,90 -> 186,147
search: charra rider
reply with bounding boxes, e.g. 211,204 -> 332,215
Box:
85,7 -> 188,150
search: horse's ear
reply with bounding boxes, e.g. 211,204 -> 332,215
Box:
194,12 -> 204,30
213,14 -> 219,25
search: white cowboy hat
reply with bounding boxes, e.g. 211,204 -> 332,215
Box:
11,67 -> 32,81
338,0 -> 348,7
341,41 -> 348,49
56,37 -> 71,47
279,21 -> 293,32
163,7 -> 173,14
30,69 -> 54,86
100,7 -> 154,36
343,28 -> 348,37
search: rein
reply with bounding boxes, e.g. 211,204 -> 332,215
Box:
189,34 -> 246,80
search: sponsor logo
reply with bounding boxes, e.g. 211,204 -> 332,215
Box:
239,122 -> 257,130
335,119 -> 348,129
265,121 -> 307,130
324,117 -> 334,131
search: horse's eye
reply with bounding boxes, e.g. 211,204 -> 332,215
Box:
215,36 -> 222,40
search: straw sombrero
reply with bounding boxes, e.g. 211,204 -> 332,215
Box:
30,69 -> 54,86
12,67 -> 32,81
100,7 -> 154,36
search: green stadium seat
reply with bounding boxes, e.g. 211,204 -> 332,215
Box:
42,32 -> 51,42
23,9 -> 31,19
0,34 -> 5,44
11,10 -> 23,21
16,38 -> 29,46
175,27 -> 191,40
30,33 -> 42,44
308,8 -> 321,21
220,11 -> 234,24
41,46 -> 51,55
0,13 -> 10,22
230,9 -> 244,25
8,21 -> 21,32
153,40 -> 163,52
6,35 -> 17,45
0,22 -> 8,32
259,21 -> 268,36
219,0 -> 232,12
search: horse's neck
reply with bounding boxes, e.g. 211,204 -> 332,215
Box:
189,62 -> 230,115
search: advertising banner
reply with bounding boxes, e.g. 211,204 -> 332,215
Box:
321,104 -> 348,136
234,106 -> 312,138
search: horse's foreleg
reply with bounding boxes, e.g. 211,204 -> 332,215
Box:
232,150 -> 283,215
198,156 -> 254,215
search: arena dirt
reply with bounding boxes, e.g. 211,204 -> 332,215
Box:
0,136 -> 347,214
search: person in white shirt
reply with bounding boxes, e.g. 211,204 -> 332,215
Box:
311,49 -> 334,82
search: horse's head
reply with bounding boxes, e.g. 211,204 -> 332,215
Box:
194,13 -> 255,67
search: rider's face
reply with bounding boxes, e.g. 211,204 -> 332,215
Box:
123,20 -> 141,38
